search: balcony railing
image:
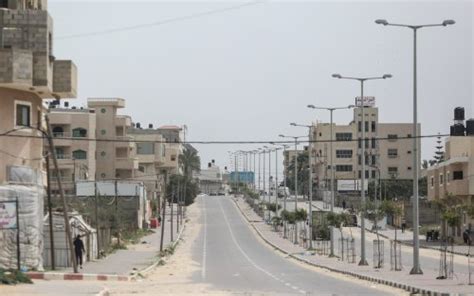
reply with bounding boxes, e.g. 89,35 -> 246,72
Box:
53,132 -> 71,138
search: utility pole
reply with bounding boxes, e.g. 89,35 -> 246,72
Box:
45,155 -> 55,270
160,170 -> 168,252
170,180 -> 174,242
114,179 -> 120,246
94,181 -> 100,258
45,115 -> 77,273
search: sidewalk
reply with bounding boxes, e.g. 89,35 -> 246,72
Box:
309,200 -> 472,256
46,204 -> 184,277
236,196 -> 474,296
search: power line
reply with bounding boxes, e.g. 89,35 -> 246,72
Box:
56,0 -> 266,40
0,131 -> 450,144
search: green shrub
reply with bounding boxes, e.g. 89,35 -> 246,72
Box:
0,268 -> 32,285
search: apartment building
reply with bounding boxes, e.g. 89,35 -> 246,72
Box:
87,98 -> 138,180
311,100 -> 420,191
128,124 -> 166,200
426,112 -> 474,237
157,125 -> 183,175
0,0 -> 77,186
48,104 -> 96,195
196,160 -> 224,195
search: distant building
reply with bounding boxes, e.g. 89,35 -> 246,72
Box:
196,160 -> 224,195
310,101 -> 420,192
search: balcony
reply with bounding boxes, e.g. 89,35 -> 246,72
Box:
0,48 -> 33,90
52,60 -> 77,99
116,115 -> 132,127
52,132 -> 72,147
116,157 -> 139,170
116,136 -> 134,149
88,98 -> 125,108
445,179 -> 469,196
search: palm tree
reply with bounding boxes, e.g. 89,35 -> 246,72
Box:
179,147 -> 201,178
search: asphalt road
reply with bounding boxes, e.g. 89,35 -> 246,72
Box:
193,195 -> 400,295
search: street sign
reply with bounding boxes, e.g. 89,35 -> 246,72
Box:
355,96 -> 375,107
337,180 -> 368,192
0,201 -> 17,229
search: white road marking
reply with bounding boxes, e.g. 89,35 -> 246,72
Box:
201,197 -> 207,280
218,198 -> 307,295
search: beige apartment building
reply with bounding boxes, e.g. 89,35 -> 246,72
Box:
129,125 -> 166,200
87,98 -> 138,180
0,0 -> 76,186
427,136 -> 474,234
47,105 -> 96,195
157,125 -> 183,176
311,103 -> 420,191
283,147 -> 307,178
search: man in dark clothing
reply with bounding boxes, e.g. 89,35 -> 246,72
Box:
73,235 -> 85,269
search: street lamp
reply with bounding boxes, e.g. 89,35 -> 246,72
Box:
332,73 -> 392,266
307,104 -> 354,256
272,143 -> 290,238
289,123 -> 316,250
375,18 -> 454,275
279,134 -> 308,244
270,143 -> 282,219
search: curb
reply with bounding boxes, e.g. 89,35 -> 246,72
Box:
233,197 -> 451,296
27,271 -> 130,282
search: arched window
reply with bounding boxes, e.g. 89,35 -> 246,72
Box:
72,150 -> 87,160
72,127 -> 87,137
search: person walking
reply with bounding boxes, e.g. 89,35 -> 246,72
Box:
73,235 -> 85,269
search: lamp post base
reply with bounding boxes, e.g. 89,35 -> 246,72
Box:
358,259 -> 369,266
410,266 -> 423,275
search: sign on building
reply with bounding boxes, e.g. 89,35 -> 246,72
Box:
337,180 -> 368,192
355,96 -> 375,107
0,201 -> 17,229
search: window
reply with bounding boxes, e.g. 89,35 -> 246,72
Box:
336,165 -> 352,172
407,134 -> 412,138
100,129 -> 106,135
365,138 -> 369,149
37,109 -> 41,128
358,155 -> 361,165
100,151 -> 106,157
336,149 -> 353,158
453,171 -> 463,180
388,167 -> 398,174
358,139 -> 362,149
72,150 -> 87,160
358,121 -> 362,132
365,170 -> 369,178
371,171 -> 376,178
335,133 -> 352,141
447,172 -> 450,183
137,143 -> 154,155
319,132 -> 322,137
16,103 -> 31,127
0,1 -> 8,9
407,150 -> 412,154
371,121 -> 376,132
101,108 -> 106,113
138,165 -> 145,173
101,173 -> 106,178
365,121 -> 369,132
407,166 -> 412,170
72,128 -> 87,137
431,177 -> 434,187
371,155 -> 376,165
371,138 -> 376,149
387,134 -> 398,141
439,174 -> 444,185
388,149 -> 398,158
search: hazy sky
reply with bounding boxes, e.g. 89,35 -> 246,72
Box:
49,0 -> 473,175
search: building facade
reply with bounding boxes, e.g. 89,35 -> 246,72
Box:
310,103 -> 420,192
0,0 -> 76,186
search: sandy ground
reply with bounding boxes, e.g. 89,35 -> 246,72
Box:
107,199 -> 233,296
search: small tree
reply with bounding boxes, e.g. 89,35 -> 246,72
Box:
326,212 -> 352,258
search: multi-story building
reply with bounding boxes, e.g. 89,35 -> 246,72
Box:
87,98 -> 138,180
129,124 -> 166,200
283,147 -> 307,178
157,125 -> 183,175
310,100 -> 420,192
426,118 -> 474,238
196,160 -> 224,195
48,104 -> 96,195
0,0 -> 77,186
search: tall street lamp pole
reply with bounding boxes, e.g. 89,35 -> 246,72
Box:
289,123 -> 315,249
375,18 -> 454,275
306,104 -> 354,255
273,144 -> 290,238
279,134 -> 307,244
332,73 -> 392,266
